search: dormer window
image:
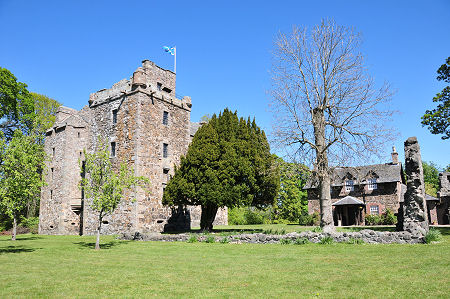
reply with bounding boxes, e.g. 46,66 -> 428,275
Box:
368,178 -> 377,190
345,180 -> 354,192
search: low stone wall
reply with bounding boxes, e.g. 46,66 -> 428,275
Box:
119,229 -> 424,244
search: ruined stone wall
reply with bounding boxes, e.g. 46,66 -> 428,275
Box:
39,108 -> 88,235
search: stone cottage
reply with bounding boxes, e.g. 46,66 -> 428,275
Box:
39,60 -> 227,235
431,171 -> 450,225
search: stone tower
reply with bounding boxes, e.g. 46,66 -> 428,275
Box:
39,60 -> 227,235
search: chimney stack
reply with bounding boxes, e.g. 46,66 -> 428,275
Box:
391,146 -> 399,164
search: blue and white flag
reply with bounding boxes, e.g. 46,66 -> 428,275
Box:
163,46 -> 175,56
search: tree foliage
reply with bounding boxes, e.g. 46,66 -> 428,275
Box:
0,130 -> 45,240
422,57 -> 450,139
270,19 -> 394,232
0,68 -> 35,139
30,92 -> 61,144
81,138 -> 150,249
422,161 -> 440,197
163,109 -> 280,231
274,156 -> 309,222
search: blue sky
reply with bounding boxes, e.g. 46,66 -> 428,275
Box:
1,0 -> 449,168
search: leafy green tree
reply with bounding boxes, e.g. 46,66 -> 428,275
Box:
30,92 -> 60,144
81,138 -> 150,250
422,57 -> 450,139
0,131 -> 45,240
0,68 -> 35,139
274,157 -> 309,222
163,109 -> 280,231
423,161 -> 440,197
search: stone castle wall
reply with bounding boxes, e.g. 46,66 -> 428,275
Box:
39,60 -> 227,235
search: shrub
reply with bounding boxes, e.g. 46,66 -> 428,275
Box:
365,214 -> 382,225
424,228 -> 442,244
299,212 -> 320,226
220,237 -> 229,244
228,207 -> 270,225
244,208 -> 264,224
263,228 -> 273,235
346,238 -> 364,244
294,237 -> 310,245
319,236 -> 334,244
381,209 -> 397,225
312,226 -> 322,233
187,235 -> 198,243
19,216 -> 39,234
228,207 -> 246,225
280,238 -> 292,245
205,236 -> 215,243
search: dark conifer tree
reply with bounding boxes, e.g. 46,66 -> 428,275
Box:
163,109 -> 279,231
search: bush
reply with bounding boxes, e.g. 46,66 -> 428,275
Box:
312,226 -> 322,233
319,236 -> 334,244
365,209 -> 397,226
19,216 -> 39,234
346,238 -> 364,244
187,235 -> 198,243
424,228 -> 442,244
280,238 -> 292,245
299,212 -> 320,226
220,237 -> 229,244
205,236 -> 215,243
294,237 -> 310,245
228,207 -> 270,225
244,209 -> 264,224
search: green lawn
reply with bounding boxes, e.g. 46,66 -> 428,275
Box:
1,226 -> 449,298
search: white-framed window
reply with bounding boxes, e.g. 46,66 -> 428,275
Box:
345,180 -> 354,192
368,178 -> 377,190
370,205 -> 379,215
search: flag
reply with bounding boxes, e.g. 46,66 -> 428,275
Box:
163,46 -> 175,56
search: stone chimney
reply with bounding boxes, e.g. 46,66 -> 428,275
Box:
391,146 -> 399,165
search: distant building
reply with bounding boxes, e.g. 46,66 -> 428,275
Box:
432,172 -> 450,225
305,148 -> 447,226
39,60 -> 227,235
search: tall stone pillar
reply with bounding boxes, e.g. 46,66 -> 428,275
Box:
402,137 -> 429,236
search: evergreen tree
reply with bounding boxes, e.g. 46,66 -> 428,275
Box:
163,109 -> 279,231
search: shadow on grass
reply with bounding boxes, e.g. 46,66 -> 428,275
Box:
0,245 -> 38,254
74,240 -> 130,250
0,235 -> 43,242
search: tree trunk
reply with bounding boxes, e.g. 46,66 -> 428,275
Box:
95,215 -> 102,250
312,108 -> 335,233
12,215 -> 17,241
200,204 -> 218,232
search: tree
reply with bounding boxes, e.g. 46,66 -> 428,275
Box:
163,109 -> 280,231
274,156 -> 309,222
270,20 -> 395,232
0,130 -> 45,240
81,138 -> 149,250
0,68 -> 35,139
422,161 -> 440,197
422,57 -> 450,139
30,92 -> 61,145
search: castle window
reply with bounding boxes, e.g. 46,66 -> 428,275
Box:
77,132 -> 81,138
163,143 -> 168,158
112,109 -> 118,124
111,142 -> 116,157
52,147 -> 55,157
163,111 -> 169,125
50,190 -> 53,200
157,82 -> 162,91
370,205 -> 379,215
51,168 -> 54,180
345,180 -> 354,192
368,178 -> 377,190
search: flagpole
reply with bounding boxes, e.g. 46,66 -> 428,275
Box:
174,46 -> 176,74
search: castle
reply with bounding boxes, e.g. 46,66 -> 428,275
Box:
39,60 -> 227,235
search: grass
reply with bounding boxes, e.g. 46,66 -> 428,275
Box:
0,226 -> 449,298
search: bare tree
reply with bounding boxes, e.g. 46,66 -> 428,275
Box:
270,19 -> 396,232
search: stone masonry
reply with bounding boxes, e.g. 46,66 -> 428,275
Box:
402,137 -> 429,236
39,60 -> 227,235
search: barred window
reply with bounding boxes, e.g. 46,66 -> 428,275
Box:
368,178 -> 377,190
345,180 -> 354,192
370,205 -> 379,215
163,143 -> 168,158
112,109 -> 118,124
163,111 -> 169,125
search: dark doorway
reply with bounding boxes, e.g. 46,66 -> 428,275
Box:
334,205 -> 363,226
